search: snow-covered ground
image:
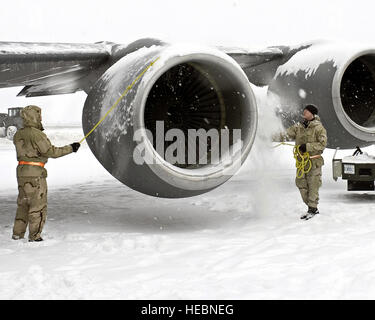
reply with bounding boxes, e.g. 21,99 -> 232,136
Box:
2,84 -> 375,300
2,123 -> 375,300
2,0 -> 375,301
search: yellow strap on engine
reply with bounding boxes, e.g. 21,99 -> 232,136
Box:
79,57 -> 160,144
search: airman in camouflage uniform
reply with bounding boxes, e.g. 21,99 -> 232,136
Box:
275,104 -> 327,220
12,105 -> 81,241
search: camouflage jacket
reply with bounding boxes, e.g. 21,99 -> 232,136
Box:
13,106 -> 73,178
276,116 -> 327,165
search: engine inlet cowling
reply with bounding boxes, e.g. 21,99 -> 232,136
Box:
82,43 -> 257,198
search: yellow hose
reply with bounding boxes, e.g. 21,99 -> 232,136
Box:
273,142 -> 312,178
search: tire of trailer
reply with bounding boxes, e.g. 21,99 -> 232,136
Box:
6,126 -> 17,140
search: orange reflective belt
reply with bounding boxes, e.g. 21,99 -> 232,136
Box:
18,161 -> 45,168
309,155 -> 322,159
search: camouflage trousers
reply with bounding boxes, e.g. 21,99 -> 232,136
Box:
295,162 -> 322,209
13,176 -> 47,241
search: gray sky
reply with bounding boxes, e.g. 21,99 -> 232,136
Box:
0,0 -> 372,124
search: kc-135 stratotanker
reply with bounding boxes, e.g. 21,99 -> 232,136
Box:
1,38 -> 375,196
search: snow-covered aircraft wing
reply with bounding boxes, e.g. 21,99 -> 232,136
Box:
0,40 -> 291,97
220,44 -> 314,86
219,46 -> 284,68
0,41 -> 111,97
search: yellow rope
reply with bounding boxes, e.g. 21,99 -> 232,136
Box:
79,57 -> 160,144
293,144 -> 312,178
272,142 -> 295,148
273,142 -> 312,178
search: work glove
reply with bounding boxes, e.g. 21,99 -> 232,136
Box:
299,143 -> 307,153
71,142 -> 81,153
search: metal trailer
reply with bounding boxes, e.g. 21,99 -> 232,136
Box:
333,147 -> 375,191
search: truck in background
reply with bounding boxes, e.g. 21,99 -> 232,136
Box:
333,147 -> 375,191
0,107 -> 23,140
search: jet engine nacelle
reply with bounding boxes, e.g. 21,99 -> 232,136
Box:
82,41 -> 257,198
268,41 -> 375,148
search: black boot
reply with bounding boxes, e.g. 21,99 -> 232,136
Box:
29,237 -> 43,242
300,209 -> 309,220
304,207 -> 320,220
308,207 -> 319,214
